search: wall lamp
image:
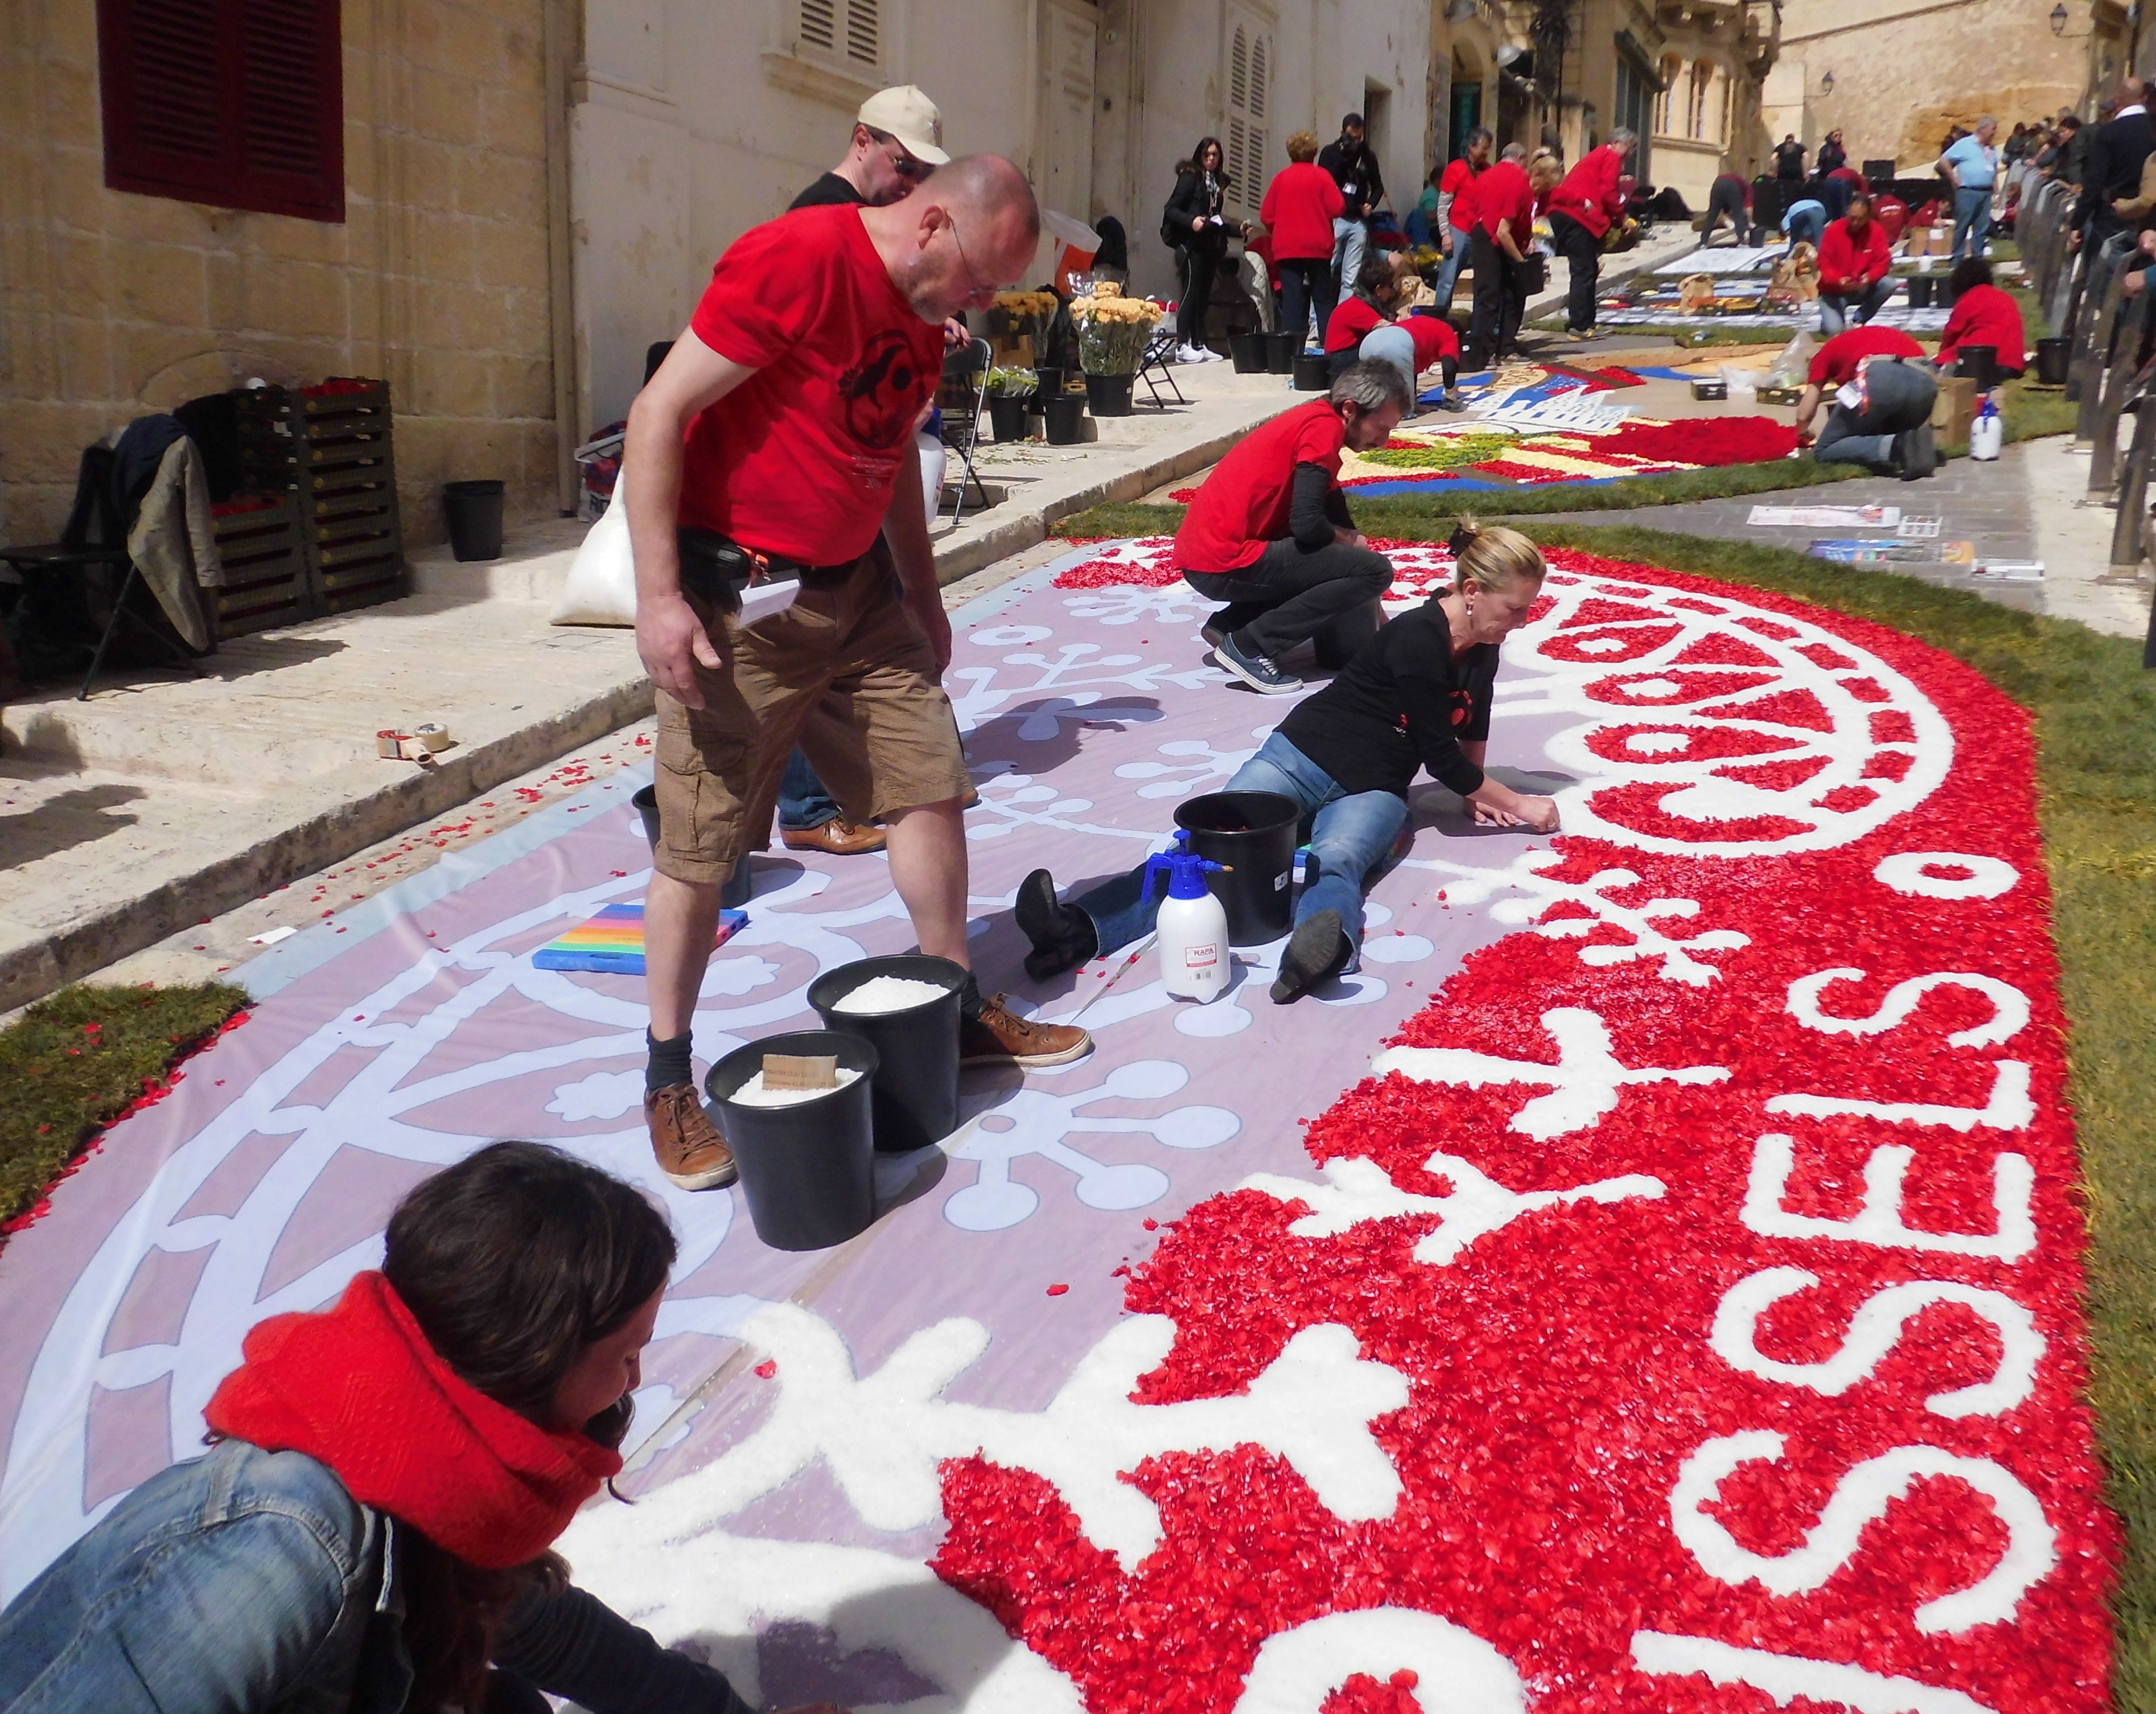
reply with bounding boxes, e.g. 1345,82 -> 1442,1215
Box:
2050,2 -> 2069,31
1820,70 -> 1834,94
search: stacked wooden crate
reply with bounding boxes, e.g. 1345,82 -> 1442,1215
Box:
209,492 -> 310,636
233,379 -> 406,618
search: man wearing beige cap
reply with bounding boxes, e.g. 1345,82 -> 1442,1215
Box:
792,85 -> 951,211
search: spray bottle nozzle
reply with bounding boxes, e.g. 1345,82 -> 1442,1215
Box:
1142,829 -> 1228,903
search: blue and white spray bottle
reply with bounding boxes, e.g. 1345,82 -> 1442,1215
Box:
1142,831 -> 1232,1002
1969,393 -> 2003,461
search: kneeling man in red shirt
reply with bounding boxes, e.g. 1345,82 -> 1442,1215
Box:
1176,361 -> 1412,693
1795,324 -> 1939,478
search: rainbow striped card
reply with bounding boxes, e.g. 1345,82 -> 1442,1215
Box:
533,902 -> 746,975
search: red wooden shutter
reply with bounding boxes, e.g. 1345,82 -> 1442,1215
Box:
98,0 -> 344,223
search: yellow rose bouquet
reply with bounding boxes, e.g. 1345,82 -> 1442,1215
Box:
1069,283 -> 1165,375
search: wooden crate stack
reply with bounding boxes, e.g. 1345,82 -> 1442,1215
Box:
234,379 -> 406,618
209,492 -> 309,636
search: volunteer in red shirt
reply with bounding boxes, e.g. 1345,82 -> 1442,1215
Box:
1936,255 -> 2029,380
1547,131 -> 1635,339
1324,252 -> 1403,377
1259,130 -> 1347,347
624,156 -> 1091,1191
1434,127 -> 1492,314
1795,323 -> 1937,477
1817,193 -> 1894,334
1356,308 -> 1466,412
1175,360 -> 1412,694
1465,142 -> 1535,371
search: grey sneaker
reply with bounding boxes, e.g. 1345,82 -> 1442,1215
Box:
1211,634 -> 1302,695
1898,421 -> 1938,480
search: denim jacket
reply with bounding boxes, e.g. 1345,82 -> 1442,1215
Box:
0,1438 -> 750,1714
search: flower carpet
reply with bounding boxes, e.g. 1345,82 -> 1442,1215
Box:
1340,413 -> 1800,495
0,540 -> 2111,1713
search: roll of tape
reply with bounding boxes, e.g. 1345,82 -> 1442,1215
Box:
413,721 -> 454,753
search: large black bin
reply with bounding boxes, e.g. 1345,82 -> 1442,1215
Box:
807,955 -> 965,1152
708,1030 -> 879,1252
1172,790 -> 1300,946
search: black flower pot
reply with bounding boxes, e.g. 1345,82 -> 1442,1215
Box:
1043,394 -> 1087,444
1906,274 -> 1935,310
988,394 -> 1034,440
1034,365 -> 1068,398
1230,331 -> 1269,372
1265,331 -> 1300,373
443,479 -> 504,561
1291,352 -> 1333,392
2035,335 -> 2070,386
1085,372 -> 1136,416
708,1030 -> 879,1251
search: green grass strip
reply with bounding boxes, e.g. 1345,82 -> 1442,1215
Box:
0,983 -> 250,1232
1504,521 -> 2156,1706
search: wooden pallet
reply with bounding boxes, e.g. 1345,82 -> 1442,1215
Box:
233,379 -> 406,619
210,492 -> 310,636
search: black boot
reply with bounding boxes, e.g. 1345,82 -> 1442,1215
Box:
1015,869 -> 1098,981
1271,910 -> 1352,1004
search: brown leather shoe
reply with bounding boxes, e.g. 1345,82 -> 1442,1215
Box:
958,993 -> 1093,1068
645,1084 -> 738,1190
781,818 -> 887,856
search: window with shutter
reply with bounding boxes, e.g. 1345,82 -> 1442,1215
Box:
98,0 -> 343,223
1224,9 -> 1272,216
795,0 -> 882,74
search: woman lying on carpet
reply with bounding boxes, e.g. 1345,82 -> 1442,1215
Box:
0,1142 -> 826,1714
1017,521 -> 1560,1005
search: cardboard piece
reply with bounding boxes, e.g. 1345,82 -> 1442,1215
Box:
1931,375 -> 1977,446
762,1053 -> 839,1092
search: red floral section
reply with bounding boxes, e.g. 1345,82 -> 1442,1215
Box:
1598,415 -> 1801,466
934,549 -> 2116,1713
1054,555 -> 1188,589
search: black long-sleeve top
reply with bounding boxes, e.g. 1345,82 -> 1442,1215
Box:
2075,110 -> 2155,228
1166,167 -> 1228,244
1316,138 -> 1385,220
1276,601 -> 1497,799
1289,461 -> 1354,551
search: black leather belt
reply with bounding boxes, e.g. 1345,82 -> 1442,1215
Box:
677,528 -> 859,610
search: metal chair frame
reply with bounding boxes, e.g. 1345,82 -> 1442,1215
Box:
940,337 -> 994,525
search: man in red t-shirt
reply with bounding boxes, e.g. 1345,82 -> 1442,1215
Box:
1176,360 -> 1412,693
1465,143 -> 1535,371
1795,324 -> 1937,476
1547,129 -> 1637,338
1434,126 -> 1492,314
1817,194 -> 1894,334
623,156 -> 1089,1191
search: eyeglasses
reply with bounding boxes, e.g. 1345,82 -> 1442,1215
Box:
865,126 -> 932,182
947,217 -> 1005,305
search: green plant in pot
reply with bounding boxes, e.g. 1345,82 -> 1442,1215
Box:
986,366 -> 1039,398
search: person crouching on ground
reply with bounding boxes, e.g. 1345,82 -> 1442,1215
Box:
0,1141 -> 841,1714
1817,193 -> 1893,334
1795,322 -> 1938,478
1358,308 -> 1463,412
628,154 -> 1090,1198
1015,522 -> 1560,1005
1178,359 -> 1411,694
1935,255 -> 2029,379
1324,252 -> 1405,380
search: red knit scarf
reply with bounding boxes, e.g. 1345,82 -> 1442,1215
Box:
204,1271 -> 620,1569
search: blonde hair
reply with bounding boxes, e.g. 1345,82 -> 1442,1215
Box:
1452,519 -> 1546,594
1286,130 -> 1321,163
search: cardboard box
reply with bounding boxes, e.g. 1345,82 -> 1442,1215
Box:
1932,375 -> 1977,446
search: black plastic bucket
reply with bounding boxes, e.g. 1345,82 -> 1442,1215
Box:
807,954 -> 965,1151
1086,372 -> 1136,416
1292,352 -> 1332,392
2034,335 -> 2070,387
1034,365 -> 1067,397
631,783 -> 751,908
1043,394 -> 1087,444
1905,274 -> 1935,310
1957,344 -> 1999,391
1173,790 -> 1300,945
988,394 -> 1033,440
1230,331 -> 1269,372
443,479 -> 505,561
708,1029 -> 878,1251
1265,330 -> 1300,373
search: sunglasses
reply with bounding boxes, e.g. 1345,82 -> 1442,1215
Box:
866,126 -> 932,181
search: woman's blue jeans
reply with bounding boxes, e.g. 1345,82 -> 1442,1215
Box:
1072,732 -> 1410,974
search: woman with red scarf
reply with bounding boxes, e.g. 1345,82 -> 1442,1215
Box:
0,1142 -> 838,1714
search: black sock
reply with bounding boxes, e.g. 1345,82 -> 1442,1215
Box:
646,1029 -> 693,1094
957,971 -> 986,1020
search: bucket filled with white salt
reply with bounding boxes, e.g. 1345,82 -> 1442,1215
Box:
706,1030 -> 878,1249
805,955 -> 966,1152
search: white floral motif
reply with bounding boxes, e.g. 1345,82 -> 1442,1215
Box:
1114,728 -> 1273,800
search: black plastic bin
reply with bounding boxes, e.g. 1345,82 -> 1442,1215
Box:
708,1029 -> 879,1251
2034,336 -> 2070,387
1265,331 -> 1300,373
1043,394 -> 1087,444
1230,331 -> 1269,373
443,479 -> 505,562
1905,274 -> 1935,310
1957,344 -> 1999,391
1086,373 -> 1136,416
988,394 -> 1034,441
1173,790 -> 1300,945
808,954 -> 966,1152
1292,352 -> 1332,392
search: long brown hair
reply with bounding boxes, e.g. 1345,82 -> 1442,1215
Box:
384,1141 -> 677,1711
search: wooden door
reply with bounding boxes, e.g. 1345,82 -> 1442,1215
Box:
1036,0 -> 1097,219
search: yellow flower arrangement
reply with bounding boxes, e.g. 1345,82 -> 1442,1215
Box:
1069,285 -> 1165,373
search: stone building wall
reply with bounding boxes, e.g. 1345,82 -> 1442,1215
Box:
0,0 -> 563,548
1766,0 -> 2123,168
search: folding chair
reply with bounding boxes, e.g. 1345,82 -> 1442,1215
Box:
940,337 -> 994,523
1137,328 -> 1188,409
